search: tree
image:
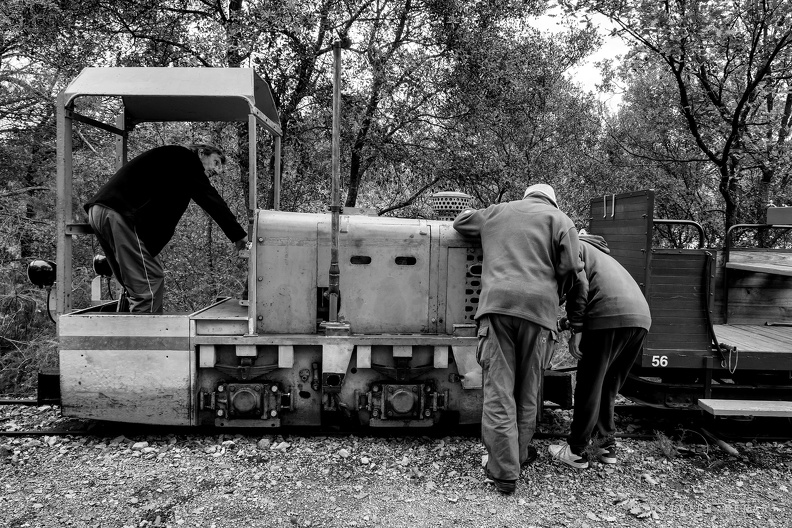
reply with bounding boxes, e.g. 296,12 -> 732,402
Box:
437,18 -> 603,220
564,0 -> 792,229
594,54 -> 723,246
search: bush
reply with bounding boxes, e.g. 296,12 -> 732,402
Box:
0,268 -> 58,395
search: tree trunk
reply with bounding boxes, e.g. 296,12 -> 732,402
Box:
346,82 -> 383,208
718,163 -> 738,233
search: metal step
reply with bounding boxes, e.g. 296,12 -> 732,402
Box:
698,398 -> 792,417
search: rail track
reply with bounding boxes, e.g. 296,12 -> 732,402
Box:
1,400 -> 790,445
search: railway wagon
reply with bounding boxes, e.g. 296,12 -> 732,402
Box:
37,66 -> 576,429
588,190 -> 792,415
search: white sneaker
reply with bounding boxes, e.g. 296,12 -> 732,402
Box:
548,443 -> 589,469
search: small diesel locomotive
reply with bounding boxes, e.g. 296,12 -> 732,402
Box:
36,66 -> 575,429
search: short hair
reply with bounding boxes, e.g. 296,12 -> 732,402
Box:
186,143 -> 226,164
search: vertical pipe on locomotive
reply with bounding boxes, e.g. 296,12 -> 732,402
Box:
328,41 -> 342,323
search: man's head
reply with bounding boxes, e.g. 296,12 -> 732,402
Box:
188,143 -> 227,177
523,183 -> 558,207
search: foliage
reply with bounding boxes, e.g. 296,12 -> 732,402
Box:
0,267 -> 58,394
564,0 -> 792,230
431,17 -> 604,220
597,55 -> 725,246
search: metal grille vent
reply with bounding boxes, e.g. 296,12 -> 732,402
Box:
464,251 -> 483,321
430,192 -> 473,222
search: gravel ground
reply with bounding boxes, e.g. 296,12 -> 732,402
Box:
1,404 -> 791,528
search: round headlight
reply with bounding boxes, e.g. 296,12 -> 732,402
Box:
93,254 -> 113,278
27,260 -> 56,288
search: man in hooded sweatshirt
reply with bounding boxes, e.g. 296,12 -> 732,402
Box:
453,184 -> 582,494
549,231 -> 652,469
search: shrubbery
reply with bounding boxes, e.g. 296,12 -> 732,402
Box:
0,266 -> 58,395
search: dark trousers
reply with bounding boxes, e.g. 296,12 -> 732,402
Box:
477,314 -> 552,481
87,204 -> 164,313
568,327 -> 647,451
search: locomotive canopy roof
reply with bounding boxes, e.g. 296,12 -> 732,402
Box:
62,67 -> 280,132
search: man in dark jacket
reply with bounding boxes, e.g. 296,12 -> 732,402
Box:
85,144 -> 248,312
549,232 -> 651,469
453,184 -> 581,494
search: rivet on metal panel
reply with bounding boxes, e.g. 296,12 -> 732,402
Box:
257,315 -> 263,321
258,237 -> 264,243
258,276 -> 263,281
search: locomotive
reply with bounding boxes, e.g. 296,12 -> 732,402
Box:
30,66 -> 792,429
31,66 -> 581,429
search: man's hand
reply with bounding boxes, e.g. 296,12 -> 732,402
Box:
568,331 -> 583,360
234,236 -> 249,252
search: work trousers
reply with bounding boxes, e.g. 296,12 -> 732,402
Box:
477,314 -> 552,481
87,204 -> 164,313
568,327 -> 648,451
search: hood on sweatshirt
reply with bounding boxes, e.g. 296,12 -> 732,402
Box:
579,233 -> 610,254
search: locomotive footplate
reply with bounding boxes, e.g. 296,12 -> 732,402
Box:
355,382 -> 448,427
199,382 -> 293,427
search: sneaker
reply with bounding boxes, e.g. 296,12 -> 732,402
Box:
548,443 -> 589,469
484,467 -> 516,495
522,444 -> 538,466
596,443 -> 617,464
